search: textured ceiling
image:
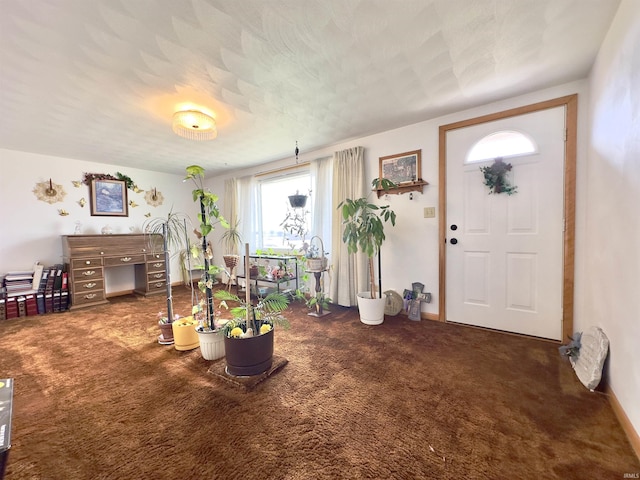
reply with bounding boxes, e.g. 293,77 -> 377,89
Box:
0,0 -> 620,175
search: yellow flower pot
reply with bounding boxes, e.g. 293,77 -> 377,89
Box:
172,316 -> 199,351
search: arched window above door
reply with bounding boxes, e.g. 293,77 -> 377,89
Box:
466,130 -> 537,163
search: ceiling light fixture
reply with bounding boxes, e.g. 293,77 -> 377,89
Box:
172,110 -> 217,141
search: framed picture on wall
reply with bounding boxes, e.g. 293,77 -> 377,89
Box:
379,150 -> 421,185
90,179 -> 128,216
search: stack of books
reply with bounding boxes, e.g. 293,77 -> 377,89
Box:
0,263 -> 68,320
3,270 -> 36,296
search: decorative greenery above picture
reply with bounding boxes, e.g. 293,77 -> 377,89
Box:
479,158 -> 517,195
83,172 -> 139,191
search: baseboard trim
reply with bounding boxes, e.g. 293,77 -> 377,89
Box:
605,383 -> 640,460
422,312 -> 440,322
105,289 -> 135,298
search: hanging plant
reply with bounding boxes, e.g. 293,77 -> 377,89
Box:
479,158 -> 517,195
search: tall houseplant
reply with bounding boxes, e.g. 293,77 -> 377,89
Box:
184,165 -> 229,359
339,178 -> 397,325
143,209 -> 192,343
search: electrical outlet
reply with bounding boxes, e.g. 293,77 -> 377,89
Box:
423,207 -> 436,218
425,292 -> 432,303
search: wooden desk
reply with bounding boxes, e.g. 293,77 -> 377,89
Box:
62,234 -> 166,309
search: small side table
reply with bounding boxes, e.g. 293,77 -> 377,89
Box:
307,269 -> 330,317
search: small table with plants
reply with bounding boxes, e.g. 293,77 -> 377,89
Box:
237,254 -> 299,297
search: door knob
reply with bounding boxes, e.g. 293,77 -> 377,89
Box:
450,238 -> 458,245
450,224 -> 458,231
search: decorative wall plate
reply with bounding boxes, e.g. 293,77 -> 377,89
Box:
145,189 -> 164,207
34,180 -> 66,204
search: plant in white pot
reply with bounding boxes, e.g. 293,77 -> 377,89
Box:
184,165 -> 229,360
339,178 -> 398,325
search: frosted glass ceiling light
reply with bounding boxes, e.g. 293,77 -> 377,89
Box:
172,110 -> 217,141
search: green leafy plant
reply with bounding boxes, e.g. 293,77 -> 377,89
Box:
339,178 -> 398,299
143,209 -> 193,322
220,219 -> 243,255
306,291 -> 332,311
184,165 -> 229,331
479,158 -> 517,195
214,289 -> 290,337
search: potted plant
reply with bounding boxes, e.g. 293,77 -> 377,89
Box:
214,287 -> 290,376
339,178 -> 398,325
143,209 -> 192,344
184,165 -> 229,360
220,220 -> 243,290
157,311 -> 178,344
307,290 -> 332,317
288,190 -> 308,208
304,235 -> 328,272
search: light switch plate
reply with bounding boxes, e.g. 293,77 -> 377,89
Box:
424,207 -> 436,218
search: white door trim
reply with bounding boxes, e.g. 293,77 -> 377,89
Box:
438,94 -> 578,342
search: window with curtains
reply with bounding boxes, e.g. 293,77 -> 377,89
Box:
258,171 -> 312,250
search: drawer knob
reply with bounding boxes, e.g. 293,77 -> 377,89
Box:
153,273 -> 163,278
84,282 -> 96,289
120,257 -> 132,262
84,293 -> 97,299
153,263 -> 163,268
82,270 -> 95,276
85,260 -> 91,265
154,282 -> 163,288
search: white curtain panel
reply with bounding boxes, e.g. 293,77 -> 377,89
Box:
330,146 -> 367,307
237,175 -> 260,253
310,155 -> 333,295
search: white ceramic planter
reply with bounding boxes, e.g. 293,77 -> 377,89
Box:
356,292 -> 386,325
196,329 -> 225,360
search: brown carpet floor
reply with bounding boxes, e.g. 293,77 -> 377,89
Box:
0,285 -> 638,479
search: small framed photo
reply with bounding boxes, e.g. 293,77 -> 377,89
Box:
379,150 -> 421,185
90,179 -> 128,216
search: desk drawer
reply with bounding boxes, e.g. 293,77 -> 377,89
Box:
71,257 -> 103,269
104,254 -> 145,267
73,279 -> 104,292
147,280 -> 166,292
147,259 -> 166,272
73,267 -> 103,280
72,289 -> 106,305
148,271 -> 166,282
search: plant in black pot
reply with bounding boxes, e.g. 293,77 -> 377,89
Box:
339,177 -> 398,325
214,284 -> 290,376
184,165 -> 229,360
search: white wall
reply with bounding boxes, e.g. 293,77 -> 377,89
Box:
581,0 -> 640,437
207,79 -> 589,319
0,150 -> 197,293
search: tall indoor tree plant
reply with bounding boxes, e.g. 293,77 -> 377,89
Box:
339,178 -> 397,325
184,165 -> 229,359
143,209 -> 192,344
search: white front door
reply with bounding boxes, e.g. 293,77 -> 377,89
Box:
445,106 -> 565,340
